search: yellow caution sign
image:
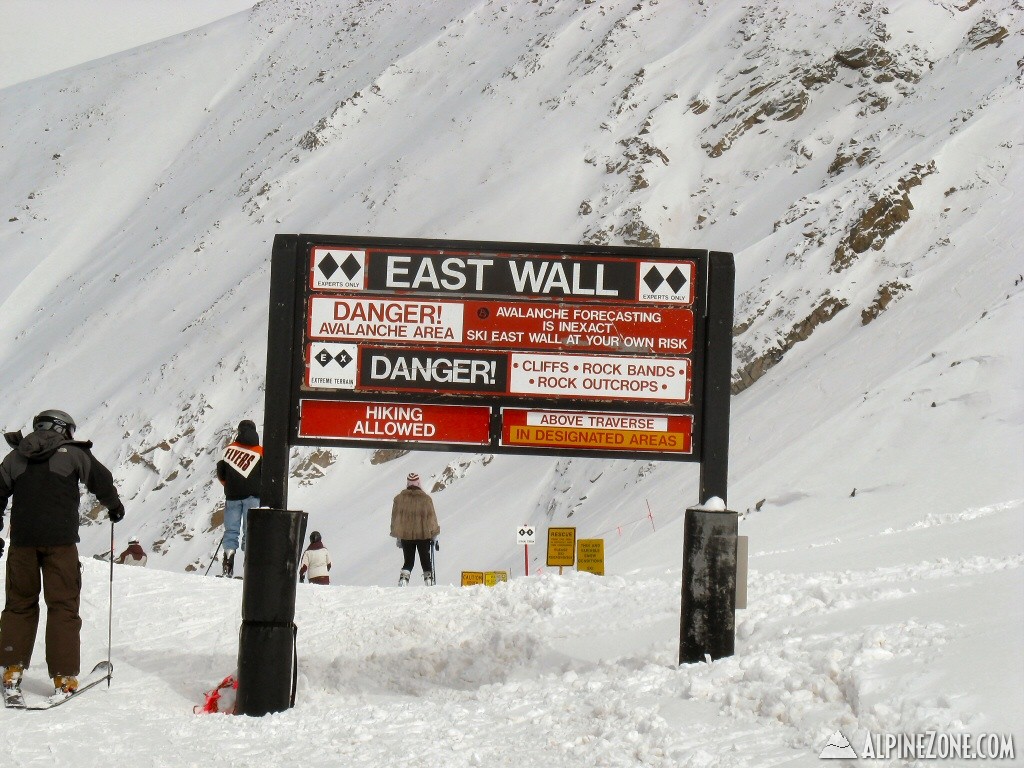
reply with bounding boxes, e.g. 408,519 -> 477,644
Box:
546,527 -> 576,567
484,571 -> 508,586
576,538 -> 605,575
462,571 -> 508,587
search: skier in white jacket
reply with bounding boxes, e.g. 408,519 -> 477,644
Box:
299,531 -> 332,585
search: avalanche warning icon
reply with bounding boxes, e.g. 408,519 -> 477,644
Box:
819,730 -> 858,759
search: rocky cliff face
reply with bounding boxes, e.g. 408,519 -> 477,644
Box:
1,0 -> 1019,569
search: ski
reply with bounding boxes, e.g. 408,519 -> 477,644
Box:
22,661 -> 113,711
3,685 -> 26,709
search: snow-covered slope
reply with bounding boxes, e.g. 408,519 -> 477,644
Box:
0,0 -> 259,89
0,1 -> 1021,764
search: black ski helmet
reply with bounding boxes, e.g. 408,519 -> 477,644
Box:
33,409 -> 76,438
309,531 -> 322,544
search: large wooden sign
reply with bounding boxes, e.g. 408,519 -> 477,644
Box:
263,234 -> 728,468
261,235 -> 737,668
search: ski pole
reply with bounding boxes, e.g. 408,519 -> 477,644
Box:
430,539 -> 437,585
204,536 -> 224,577
107,522 -> 114,687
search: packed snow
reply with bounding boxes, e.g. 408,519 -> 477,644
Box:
0,0 -> 1021,766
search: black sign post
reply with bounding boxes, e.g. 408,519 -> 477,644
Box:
236,237 -> 307,716
677,252 -> 738,664
247,234 -> 736,702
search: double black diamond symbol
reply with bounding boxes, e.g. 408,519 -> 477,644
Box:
318,252 -> 362,281
642,265 -> 688,294
314,348 -> 352,368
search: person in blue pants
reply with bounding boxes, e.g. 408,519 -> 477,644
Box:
216,420 -> 262,578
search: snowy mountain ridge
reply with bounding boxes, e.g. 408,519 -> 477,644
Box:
0,2 -> 1021,763
1,0 -> 1018,573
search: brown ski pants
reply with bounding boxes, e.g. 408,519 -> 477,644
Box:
0,545 -> 82,677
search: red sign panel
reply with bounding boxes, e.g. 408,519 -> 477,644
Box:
501,408 -> 693,454
298,400 -> 491,445
308,296 -> 694,354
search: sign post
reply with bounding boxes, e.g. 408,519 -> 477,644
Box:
260,234 -> 737,687
679,252 -> 737,665
517,524 -> 536,576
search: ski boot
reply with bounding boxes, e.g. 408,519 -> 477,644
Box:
423,571 -> 435,587
398,569 -> 410,586
3,665 -> 24,708
222,550 -> 235,579
53,674 -> 79,695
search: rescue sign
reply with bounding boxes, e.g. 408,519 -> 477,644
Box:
546,527 -> 576,567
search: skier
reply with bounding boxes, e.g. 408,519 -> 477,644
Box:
0,410 -> 125,699
390,472 -> 440,586
216,420 -> 262,578
116,537 -> 147,566
298,531 -> 332,585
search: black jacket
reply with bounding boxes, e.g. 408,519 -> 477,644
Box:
216,422 -> 263,501
0,429 -> 123,547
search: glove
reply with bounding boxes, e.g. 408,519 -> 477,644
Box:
108,505 -> 125,523
0,538 -> 5,558
396,539 -> 402,548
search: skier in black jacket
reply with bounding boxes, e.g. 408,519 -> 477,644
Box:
215,420 -> 262,578
0,410 -> 124,700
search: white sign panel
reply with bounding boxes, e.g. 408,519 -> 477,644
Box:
524,411 -> 669,431
508,352 -> 690,402
309,297 -> 465,343
638,261 -> 694,304
307,343 -> 358,389
517,524 -> 536,545
312,247 -> 366,290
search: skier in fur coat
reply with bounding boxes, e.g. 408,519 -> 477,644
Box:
389,472 -> 440,586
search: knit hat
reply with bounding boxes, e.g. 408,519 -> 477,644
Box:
406,472 -> 421,489
236,420 -> 260,446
